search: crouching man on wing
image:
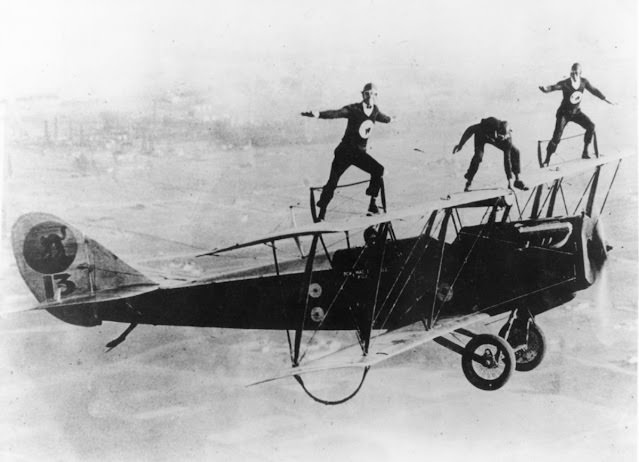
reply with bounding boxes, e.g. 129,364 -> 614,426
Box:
302,83 -> 393,222
453,117 -> 528,192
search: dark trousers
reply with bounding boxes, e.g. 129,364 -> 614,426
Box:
465,137 -> 521,183
317,143 -> 384,209
546,109 -> 595,158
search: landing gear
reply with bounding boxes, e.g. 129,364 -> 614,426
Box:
461,334 -> 515,391
437,311 -> 545,390
498,311 -> 546,372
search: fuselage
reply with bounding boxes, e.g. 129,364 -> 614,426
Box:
49,214 -> 601,331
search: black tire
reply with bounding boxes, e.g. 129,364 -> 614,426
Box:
461,334 -> 515,391
499,320 -> 546,372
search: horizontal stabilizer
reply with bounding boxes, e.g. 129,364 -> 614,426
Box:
249,312 -> 490,386
25,284 -> 159,311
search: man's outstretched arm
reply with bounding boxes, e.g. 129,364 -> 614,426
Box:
538,82 -> 562,93
452,124 -> 479,154
584,79 -> 614,105
301,106 -> 351,119
375,110 -> 393,124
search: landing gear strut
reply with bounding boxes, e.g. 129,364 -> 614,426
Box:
499,310 -> 546,372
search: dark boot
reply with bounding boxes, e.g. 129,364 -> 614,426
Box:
316,206 -> 326,222
367,199 -> 379,215
463,173 -> 472,192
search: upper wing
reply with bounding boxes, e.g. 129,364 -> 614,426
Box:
203,152 -> 628,257
527,152 -> 626,186
250,312 -> 490,385
199,187 -> 513,256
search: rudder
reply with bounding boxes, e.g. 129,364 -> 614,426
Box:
11,213 -> 156,325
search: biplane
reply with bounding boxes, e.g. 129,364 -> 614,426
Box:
10,150 -> 626,404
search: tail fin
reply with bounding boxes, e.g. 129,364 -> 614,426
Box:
11,213 -> 157,325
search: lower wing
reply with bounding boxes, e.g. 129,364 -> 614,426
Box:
250,312 -> 490,386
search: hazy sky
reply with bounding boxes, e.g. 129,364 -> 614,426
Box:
2,0 -> 636,111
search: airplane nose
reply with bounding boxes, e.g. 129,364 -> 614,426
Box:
587,219 -> 608,274
580,215 -> 608,287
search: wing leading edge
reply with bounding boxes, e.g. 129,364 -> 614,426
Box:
526,152 -> 627,187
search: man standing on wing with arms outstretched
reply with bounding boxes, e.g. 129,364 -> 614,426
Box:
302,83 -> 392,222
539,62 -> 614,166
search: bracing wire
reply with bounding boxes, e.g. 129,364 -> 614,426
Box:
374,213 -> 442,331
373,215 -> 437,324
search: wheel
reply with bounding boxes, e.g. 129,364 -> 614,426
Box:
461,334 -> 515,391
499,320 -> 546,372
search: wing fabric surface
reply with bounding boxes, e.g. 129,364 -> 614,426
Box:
250,313 -> 490,386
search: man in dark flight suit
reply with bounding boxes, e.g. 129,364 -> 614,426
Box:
302,83 -> 393,221
453,117 -> 528,192
539,63 -> 613,166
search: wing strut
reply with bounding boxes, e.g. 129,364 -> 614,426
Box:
558,181 -> 570,215
599,159 -> 622,215
271,240 -> 294,363
546,179 -> 562,217
428,209 -> 452,328
572,171 -> 596,215
363,222 -> 392,354
530,185 -> 544,219
293,234 -> 320,366
585,166 -> 601,217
